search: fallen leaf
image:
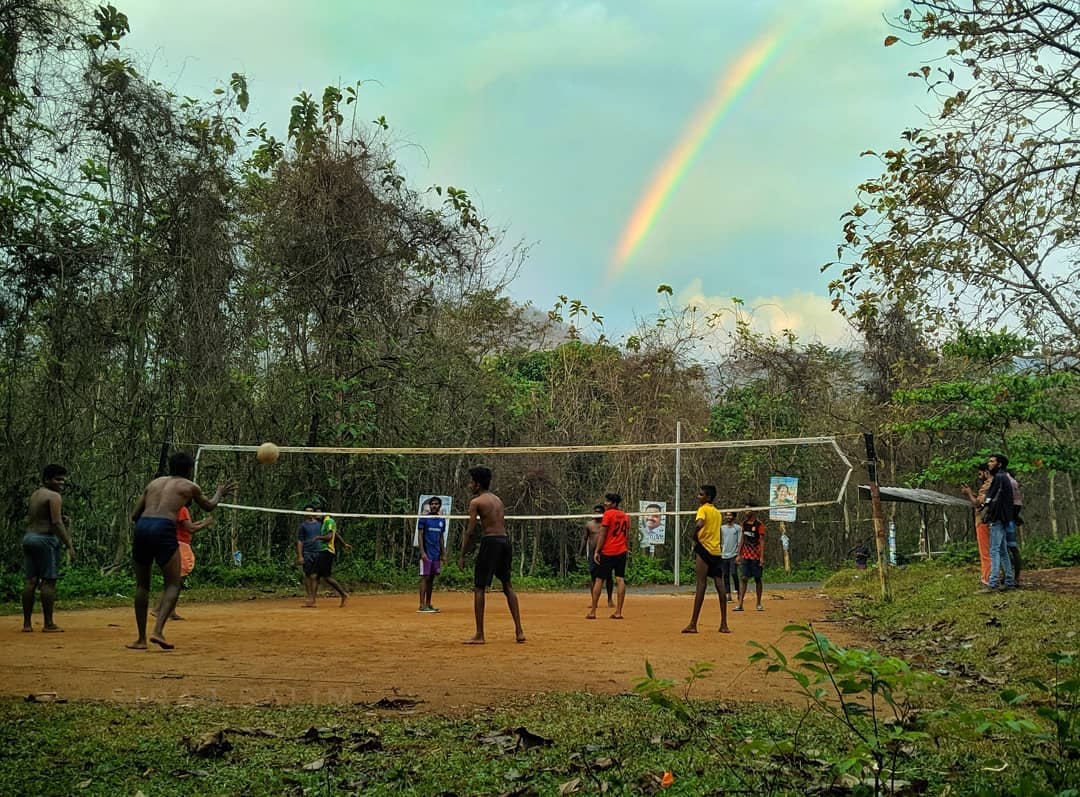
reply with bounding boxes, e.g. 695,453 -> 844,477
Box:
558,778 -> 581,795
302,757 -> 325,771
76,779 -> 92,789
182,730 -> 232,758
359,696 -> 422,710
169,769 -> 210,779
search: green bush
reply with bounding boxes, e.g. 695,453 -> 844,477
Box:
627,552 -> 674,584
1024,534 -> 1080,569
937,541 -> 980,566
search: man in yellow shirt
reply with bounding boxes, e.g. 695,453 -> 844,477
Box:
681,485 -> 730,634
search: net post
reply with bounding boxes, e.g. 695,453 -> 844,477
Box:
674,421 -> 681,587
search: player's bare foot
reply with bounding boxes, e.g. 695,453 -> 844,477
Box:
607,601 -> 615,608
22,625 -> 32,633
127,640 -> 147,650
610,613 -> 623,620
463,636 -> 485,645
301,602 -> 316,608
719,625 -> 731,633
170,614 -> 184,621
150,609 -> 158,618
339,594 -> 348,607
42,624 -> 63,633
681,625 -> 698,633
585,610 -> 597,619
150,634 -> 174,650
516,631 -> 527,643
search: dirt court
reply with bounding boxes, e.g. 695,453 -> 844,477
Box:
1,588 -> 846,711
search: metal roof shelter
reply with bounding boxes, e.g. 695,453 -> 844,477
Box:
857,485 -> 972,508
858,485 -> 974,558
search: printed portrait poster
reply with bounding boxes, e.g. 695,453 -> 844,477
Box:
768,477 -> 798,522
638,500 -> 667,547
412,494 -> 452,548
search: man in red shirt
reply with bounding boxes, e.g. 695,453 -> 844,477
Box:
587,492 -> 629,620
735,508 -> 766,612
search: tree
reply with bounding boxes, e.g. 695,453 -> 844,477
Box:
827,1 -> 1080,363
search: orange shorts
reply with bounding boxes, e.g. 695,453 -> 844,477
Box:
179,541 -> 196,578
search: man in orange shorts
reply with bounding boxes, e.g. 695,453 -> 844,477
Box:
962,464 -> 992,586
154,501 -> 213,621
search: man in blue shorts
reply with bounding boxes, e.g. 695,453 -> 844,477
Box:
417,497 -> 446,613
128,452 -> 234,650
22,464 -> 76,633
296,506 -> 323,606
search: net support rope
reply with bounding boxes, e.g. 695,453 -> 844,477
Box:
193,436 -> 854,521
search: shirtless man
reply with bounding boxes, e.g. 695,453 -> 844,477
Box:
128,452 -> 234,650
22,464 -> 75,632
584,504 -> 613,608
457,466 -> 525,644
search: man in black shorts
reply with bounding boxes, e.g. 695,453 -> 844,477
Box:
458,466 -> 525,644
587,493 -> 629,620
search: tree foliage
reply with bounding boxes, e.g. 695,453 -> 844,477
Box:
827,0 -> 1080,362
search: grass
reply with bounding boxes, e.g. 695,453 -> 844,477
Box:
0,690 -> 1012,797
2,560 -> 1076,796
825,561 -> 1080,686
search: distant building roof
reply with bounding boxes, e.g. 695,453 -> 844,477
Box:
858,485 -> 972,508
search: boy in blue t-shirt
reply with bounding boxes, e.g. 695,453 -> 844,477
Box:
417,496 -> 447,613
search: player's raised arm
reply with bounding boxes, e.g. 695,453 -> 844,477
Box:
193,480 -> 235,512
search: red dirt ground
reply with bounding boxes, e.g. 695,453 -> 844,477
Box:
2,589 -> 847,711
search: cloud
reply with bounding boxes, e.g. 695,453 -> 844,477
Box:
464,2 -> 645,92
679,280 -> 856,347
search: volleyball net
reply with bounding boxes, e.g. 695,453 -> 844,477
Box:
192,436 -> 853,521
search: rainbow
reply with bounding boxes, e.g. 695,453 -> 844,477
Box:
609,25 -> 792,277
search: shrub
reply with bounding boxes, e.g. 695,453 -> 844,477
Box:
1024,534 -> 1080,569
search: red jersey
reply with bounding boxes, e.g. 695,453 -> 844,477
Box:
176,506 -> 192,545
739,519 -> 765,561
600,508 -> 629,556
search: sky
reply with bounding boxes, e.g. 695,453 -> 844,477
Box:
119,0 -> 932,347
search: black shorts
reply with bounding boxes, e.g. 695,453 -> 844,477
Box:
133,517 -> 179,568
593,552 -> 627,581
474,535 -> 512,588
302,551 -> 321,576
316,550 -> 335,578
693,543 -> 723,578
741,559 -> 763,580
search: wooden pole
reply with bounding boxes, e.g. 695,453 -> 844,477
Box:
864,433 -> 892,602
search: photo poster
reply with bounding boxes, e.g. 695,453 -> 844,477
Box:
412,494 -> 452,548
768,476 -> 799,522
638,500 -> 667,547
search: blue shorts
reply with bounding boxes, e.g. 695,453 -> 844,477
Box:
302,550 -> 321,576
133,516 -> 179,568
23,532 -> 62,581
741,560 -> 763,580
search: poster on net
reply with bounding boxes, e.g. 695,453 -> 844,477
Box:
768,477 -> 798,522
638,500 -> 667,547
